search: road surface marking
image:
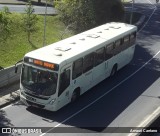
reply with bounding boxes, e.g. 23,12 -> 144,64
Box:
0,101 -> 19,110
138,0 -> 157,33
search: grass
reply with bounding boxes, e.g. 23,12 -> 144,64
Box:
0,13 -> 73,68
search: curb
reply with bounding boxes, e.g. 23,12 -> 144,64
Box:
0,2 -> 53,7
0,90 -> 20,109
128,107 -> 160,136
0,3 -> 26,5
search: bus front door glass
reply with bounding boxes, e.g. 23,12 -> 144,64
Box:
21,64 -> 58,96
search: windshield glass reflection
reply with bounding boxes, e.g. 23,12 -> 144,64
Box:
21,64 -> 58,96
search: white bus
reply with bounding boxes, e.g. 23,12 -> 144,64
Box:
17,22 -> 137,111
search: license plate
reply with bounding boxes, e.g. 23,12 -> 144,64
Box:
31,104 -> 39,108
26,95 -> 36,102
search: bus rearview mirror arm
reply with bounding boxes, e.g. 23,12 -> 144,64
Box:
15,59 -> 23,73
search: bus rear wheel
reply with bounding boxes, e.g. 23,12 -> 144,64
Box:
110,65 -> 117,77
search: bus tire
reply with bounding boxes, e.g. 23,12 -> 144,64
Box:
71,88 -> 80,102
110,64 -> 117,77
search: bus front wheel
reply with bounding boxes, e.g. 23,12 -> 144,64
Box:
71,89 -> 80,102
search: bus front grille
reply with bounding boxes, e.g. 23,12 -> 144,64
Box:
26,100 -> 45,109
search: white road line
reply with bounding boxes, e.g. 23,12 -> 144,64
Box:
0,104 -> 13,110
138,0 -> 157,33
0,101 -> 19,110
40,0 -> 158,135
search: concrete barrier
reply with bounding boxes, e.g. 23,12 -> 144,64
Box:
0,64 -> 22,88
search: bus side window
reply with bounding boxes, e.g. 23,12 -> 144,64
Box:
123,35 -> 130,49
94,47 -> 105,66
114,39 -> 121,54
105,43 -> 114,60
130,32 -> 136,45
72,58 -> 83,79
83,53 -> 94,73
58,69 -> 70,96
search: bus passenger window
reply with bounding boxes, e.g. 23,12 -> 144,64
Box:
124,35 -> 130,43
105,43 -> 114,60
72,58 -> 83,79
94,47 -> 105,66
123,35 -> 130,49
58,69 -> 70,96
114,40 -> 121,54
130,32 -> 136,44
83,53 -> 94,73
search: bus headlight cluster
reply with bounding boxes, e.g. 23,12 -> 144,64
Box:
21,91 -> 25,97
49,99 -> 56,105
20,86 -> 25,96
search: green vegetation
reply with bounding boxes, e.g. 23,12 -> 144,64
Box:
0,13 -> 73,68
0,7 -> 11,41
0,0 -> 125,68
56,0 -> 124,33
23,0 -> 38,42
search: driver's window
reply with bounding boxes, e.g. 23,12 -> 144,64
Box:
58,69 -> 70,96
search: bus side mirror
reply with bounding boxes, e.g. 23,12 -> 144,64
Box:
15,65 -> 18,73
15,59 -> 23,73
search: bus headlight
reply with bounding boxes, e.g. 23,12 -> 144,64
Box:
20,86 -> 24,95
49,99 -> 56,105
20,85 -> 23,90
21,90 -> 25,97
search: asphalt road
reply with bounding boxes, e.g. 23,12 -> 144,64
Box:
0,4 -> 57,15
1,0 -> 160,136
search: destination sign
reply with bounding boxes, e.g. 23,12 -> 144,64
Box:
24,57 -> 59,71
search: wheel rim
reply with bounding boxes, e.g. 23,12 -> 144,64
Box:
71,92 -> 77,102
111,66 -> 117,76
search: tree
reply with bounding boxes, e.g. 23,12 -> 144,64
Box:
23,0 -> 38,42
56,0 -> 96,33
0,6 -> 11,42
56,0 -> 124,33
93,0 -> 124,25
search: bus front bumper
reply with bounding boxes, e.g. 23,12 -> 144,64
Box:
20,92 -> 57,111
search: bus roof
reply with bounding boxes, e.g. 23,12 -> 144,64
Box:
25,22 -> 137,66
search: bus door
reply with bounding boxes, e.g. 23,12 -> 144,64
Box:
57,65 -> 71,109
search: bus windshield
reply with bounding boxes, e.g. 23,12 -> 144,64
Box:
21,64 -> 58,96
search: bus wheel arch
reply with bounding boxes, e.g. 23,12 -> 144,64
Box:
71,87 -> 80,102
110,63 -> 118,76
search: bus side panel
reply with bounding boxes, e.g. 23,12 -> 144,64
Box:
71,74 -> 85,95
119,44 -> 136,70
92,62 -> 107,87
